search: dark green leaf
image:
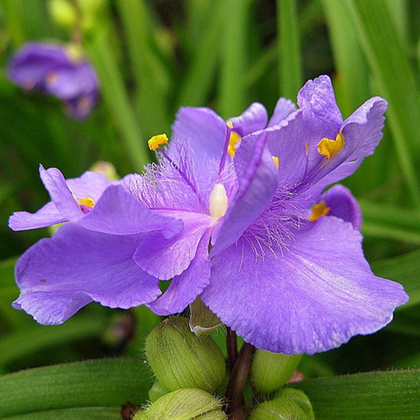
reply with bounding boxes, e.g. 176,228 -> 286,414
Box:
291,369 -> 420,419
0,358 -> 153,418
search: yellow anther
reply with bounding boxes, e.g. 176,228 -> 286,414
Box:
209,183 -> 228,219
73,194 -> 95,209
227,120 -> 234,129
227,131 -> 242,157
308,200 -> 330,222
317,132 -> 344,159
148,134 -> 169,151
272,156 -> 279,169
79,197 -> 95,209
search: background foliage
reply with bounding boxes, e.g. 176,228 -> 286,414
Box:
0,0 -> 420,418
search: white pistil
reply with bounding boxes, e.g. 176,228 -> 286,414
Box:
209,183 -> 228,219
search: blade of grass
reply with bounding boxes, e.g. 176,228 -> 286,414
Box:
1,0 -> 26,47
291,369 -> 420,419
321,0 -> 369,115
115,0 -> 170,135
85,25 -> 150,172
359,199 -> 420,232
0,358 -> 153,417
218,0 -> 251,118
371,248 -> 420,310
343,0 -> 420,208
277,0 -> 303,99
361,223 -> 420,245
176,0 -> 226,108
0,314 -> 107,368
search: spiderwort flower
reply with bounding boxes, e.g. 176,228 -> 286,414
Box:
7,42 -> 99,119
9,75 -> 408,354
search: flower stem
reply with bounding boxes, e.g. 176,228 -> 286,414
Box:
226,327 -> 238,371
225,342 -> 256,419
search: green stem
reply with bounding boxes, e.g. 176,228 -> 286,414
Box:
226,342 -> 256,419
226,327 -> 238,371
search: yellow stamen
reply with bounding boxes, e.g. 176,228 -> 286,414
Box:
227,131 -> 242,157
272,156 -> 279,169
317,132 -> 344,159
227,120 -> 233,129
73,194 -> 95,209
148,134 -> 169,151
79,197 -> 95,209
309,200 -> 330,222
209,183 -> 228,219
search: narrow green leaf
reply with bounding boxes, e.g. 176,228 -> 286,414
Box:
85,25 -> 150,172
218,0 -> 251,118
371,248 -> 420,310
277,0 -> 302,99
0,314 -> 107,367
291,369 -> 420,419
361,223 -> 420,245
0,358 -> 153,418
343,0 -> 420,207
1,407 -> 117,420
176,0 -> 225,108
360,200 -> 420,233
321,0 -> 369,115
0,0 -> 26,47
115,0 -> 170,135
360,199 -> 420,245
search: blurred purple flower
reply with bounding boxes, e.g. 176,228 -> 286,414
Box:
9,75 -> 409,354
7,42 -> 99,119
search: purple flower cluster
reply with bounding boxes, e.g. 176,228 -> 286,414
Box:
9,76 -> 408,354
7,42 -> 99,119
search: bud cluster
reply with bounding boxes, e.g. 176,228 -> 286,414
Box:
140,316 -> 314,419
140,316 -> 227,419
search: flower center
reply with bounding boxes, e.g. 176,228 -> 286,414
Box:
209,183 -> 228,219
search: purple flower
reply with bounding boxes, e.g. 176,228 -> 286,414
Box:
7,42 -> 99,119
9,75 -> 409,354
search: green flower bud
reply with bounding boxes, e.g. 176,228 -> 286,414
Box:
48,0 -> 77,29
134,388 -> 227,420
145,316 -> 226,392
250,350 -> 302,394
248,389 -> 314,420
